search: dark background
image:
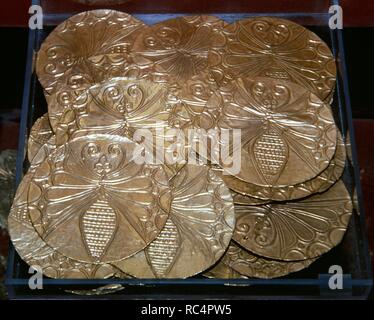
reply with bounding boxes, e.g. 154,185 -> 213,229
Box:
0,0 -> 373,299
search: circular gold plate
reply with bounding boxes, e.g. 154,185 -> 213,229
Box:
224,130 -> 346,201
222,242 -> 316,279
112,164 -> 235,278
208,16 -> 336,102
28,134 -> 172,263
199,76 -> 337,187
131,15 -> 227,83
233,180 -> 352,261
9,137 -> 120,278
36,10 -> 145,94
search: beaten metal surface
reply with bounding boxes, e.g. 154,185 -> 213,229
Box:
222,242 -> 316,279
27,113 -> 53,163
36,10 -> 145,95
7,6 -> 372,298
204,260 -> 248,279
199,76 -> 337,187
113,164 -> 235,278
50,78 -> 173,145
208,16 -> 336,102
223,130 -> 346,201
9,136 -> 123,279
27,134 -> 172,263
131,15 -> 228,84
233,180 -> 353,261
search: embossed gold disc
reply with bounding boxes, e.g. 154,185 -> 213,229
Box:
9,137 -> 120,278
36,10 -> 145,95
131,15 -> 227,84
223,130 -> 346,201
50,78 -> 173,145
28,134 -> 172,264
221,242 -> 316,279
199,76 -> 337,187
112,164 -> 235,278
208,16 -> 336,102
47,64 -> 170,134
27,113 -> 54,163
233,180 -> 353,261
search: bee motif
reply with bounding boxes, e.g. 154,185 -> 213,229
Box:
113,165 -> 235,278
201,77 -> 337,187
53,79 -> 172,145
208,16 -> 336,101
131,16 -> 228,83
233,180 -> 353,261
36,10 -> 145,95
28,134 -> 171,263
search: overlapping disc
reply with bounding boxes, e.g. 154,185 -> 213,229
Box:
223,130 -> 346,201
113,164 -> 235,278
221,242 -> 316,279
28,134 -> 172,263
131,15 -> 228,83
11,12 -> 354,282
36,10 -> 145,95
9,137 -> 122,278
208,16 -> 336,102
204,261 -> 248,279
198,76 -> 337,187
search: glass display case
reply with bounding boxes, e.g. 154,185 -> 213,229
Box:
5,0 -> 373,299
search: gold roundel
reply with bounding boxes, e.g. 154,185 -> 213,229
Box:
223,130 -> 346,201
8,176 -> 118,279
27,134 -> 172,264
131,15 -> 228,84
208,16 -> 336,102
49,77 -> 173,145
232,180 -> 353,261
9,137 -> 120,279
112,164 -> 235,278
36,10 -> 145,95
199,77 -> 337,187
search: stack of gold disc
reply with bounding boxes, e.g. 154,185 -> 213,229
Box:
9,11 -> 352,280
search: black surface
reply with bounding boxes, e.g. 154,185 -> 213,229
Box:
0,28 -> 27,113
344,28 -> 374,118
